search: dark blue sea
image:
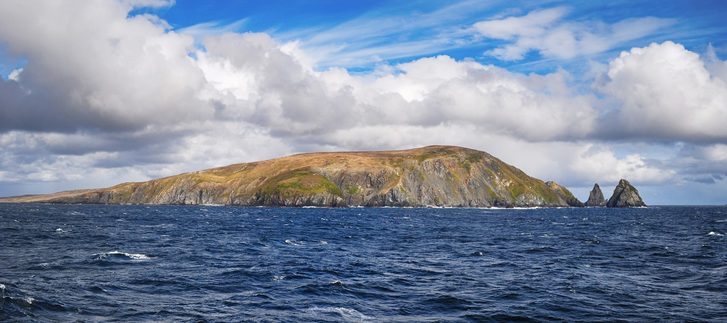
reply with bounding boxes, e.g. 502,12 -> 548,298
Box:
1,204 -> 726,322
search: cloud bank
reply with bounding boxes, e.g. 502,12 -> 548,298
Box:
0,1 -> 726,203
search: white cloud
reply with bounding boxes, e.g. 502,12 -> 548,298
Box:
599,41 -> 727,142
0,0 -> 211,132
178,18 -> 248,41
474,7 -> 674,60
120,0 -> 175,9
474,7 -> 566,40
7,68 -> 22,81
569,145 -> 673,185
705,44 -> 727,83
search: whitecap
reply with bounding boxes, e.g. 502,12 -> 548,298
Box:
319,240 -> 328,245
707,231 -> 724,236
94,251 -> 151,261
284,239 -> 303,246
309,306 -> 371,322
55,228 -> 64,233
125,253 -> 150,260
272,275 -> 286,281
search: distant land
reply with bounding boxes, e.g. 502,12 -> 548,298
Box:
0,145 -> 643,207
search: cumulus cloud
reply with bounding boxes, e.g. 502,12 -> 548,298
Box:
598,41 -> 727,142
195,33 -> 597,143
568,145 -> 673,185
0,0 -> 210,133
474,7 -> 674,60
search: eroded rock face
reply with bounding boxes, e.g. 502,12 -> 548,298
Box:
606,179 -> 646,207
0,146 -> 584,208
585,183 -> 606,207
545,181 -> 584,207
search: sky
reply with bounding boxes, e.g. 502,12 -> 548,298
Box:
1,0 -> 727,205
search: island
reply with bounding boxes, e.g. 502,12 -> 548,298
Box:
0,145 -> 647,208
0,145 -> 589,207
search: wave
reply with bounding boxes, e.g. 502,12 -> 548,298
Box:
308,306 -> 372,322
0,285 -> 69,315
284,239 -> 303,246
92,251 -> 151,261
423,294 -> 475,311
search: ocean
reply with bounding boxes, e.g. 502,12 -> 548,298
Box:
1,204 -> 725,322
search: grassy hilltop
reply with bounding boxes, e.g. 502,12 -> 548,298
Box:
0,145 -> 582,207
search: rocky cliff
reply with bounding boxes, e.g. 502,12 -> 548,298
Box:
0,146 -> 584,207
585,183 -> 606,207
606,179 -> 646,207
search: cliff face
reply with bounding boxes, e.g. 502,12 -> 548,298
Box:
585,183 -> 606,207
606,179 -> 646,207
0,146 -> 583,207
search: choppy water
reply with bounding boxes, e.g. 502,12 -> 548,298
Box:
1,204 -> 726,322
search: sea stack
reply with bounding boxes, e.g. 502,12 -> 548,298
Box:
585,183 -> 606,207
606,179 -> 646,207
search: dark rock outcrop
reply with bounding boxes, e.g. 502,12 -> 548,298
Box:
0,145 -> 584,208
606,179 -> 646,207
585,183 -> 606,207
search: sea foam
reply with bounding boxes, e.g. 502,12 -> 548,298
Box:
93,251 -> 151,261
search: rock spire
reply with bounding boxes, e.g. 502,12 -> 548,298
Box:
606,179 -> 646,207
585,183 -> 606,207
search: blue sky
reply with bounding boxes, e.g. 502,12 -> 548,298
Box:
151,0 -> 727,72
1,0 -> 727,204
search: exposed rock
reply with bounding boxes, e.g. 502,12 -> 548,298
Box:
546,181 -> 584,207
606,179 -> 646,207
0,145 -> 584,208
585,183 -> 606,207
